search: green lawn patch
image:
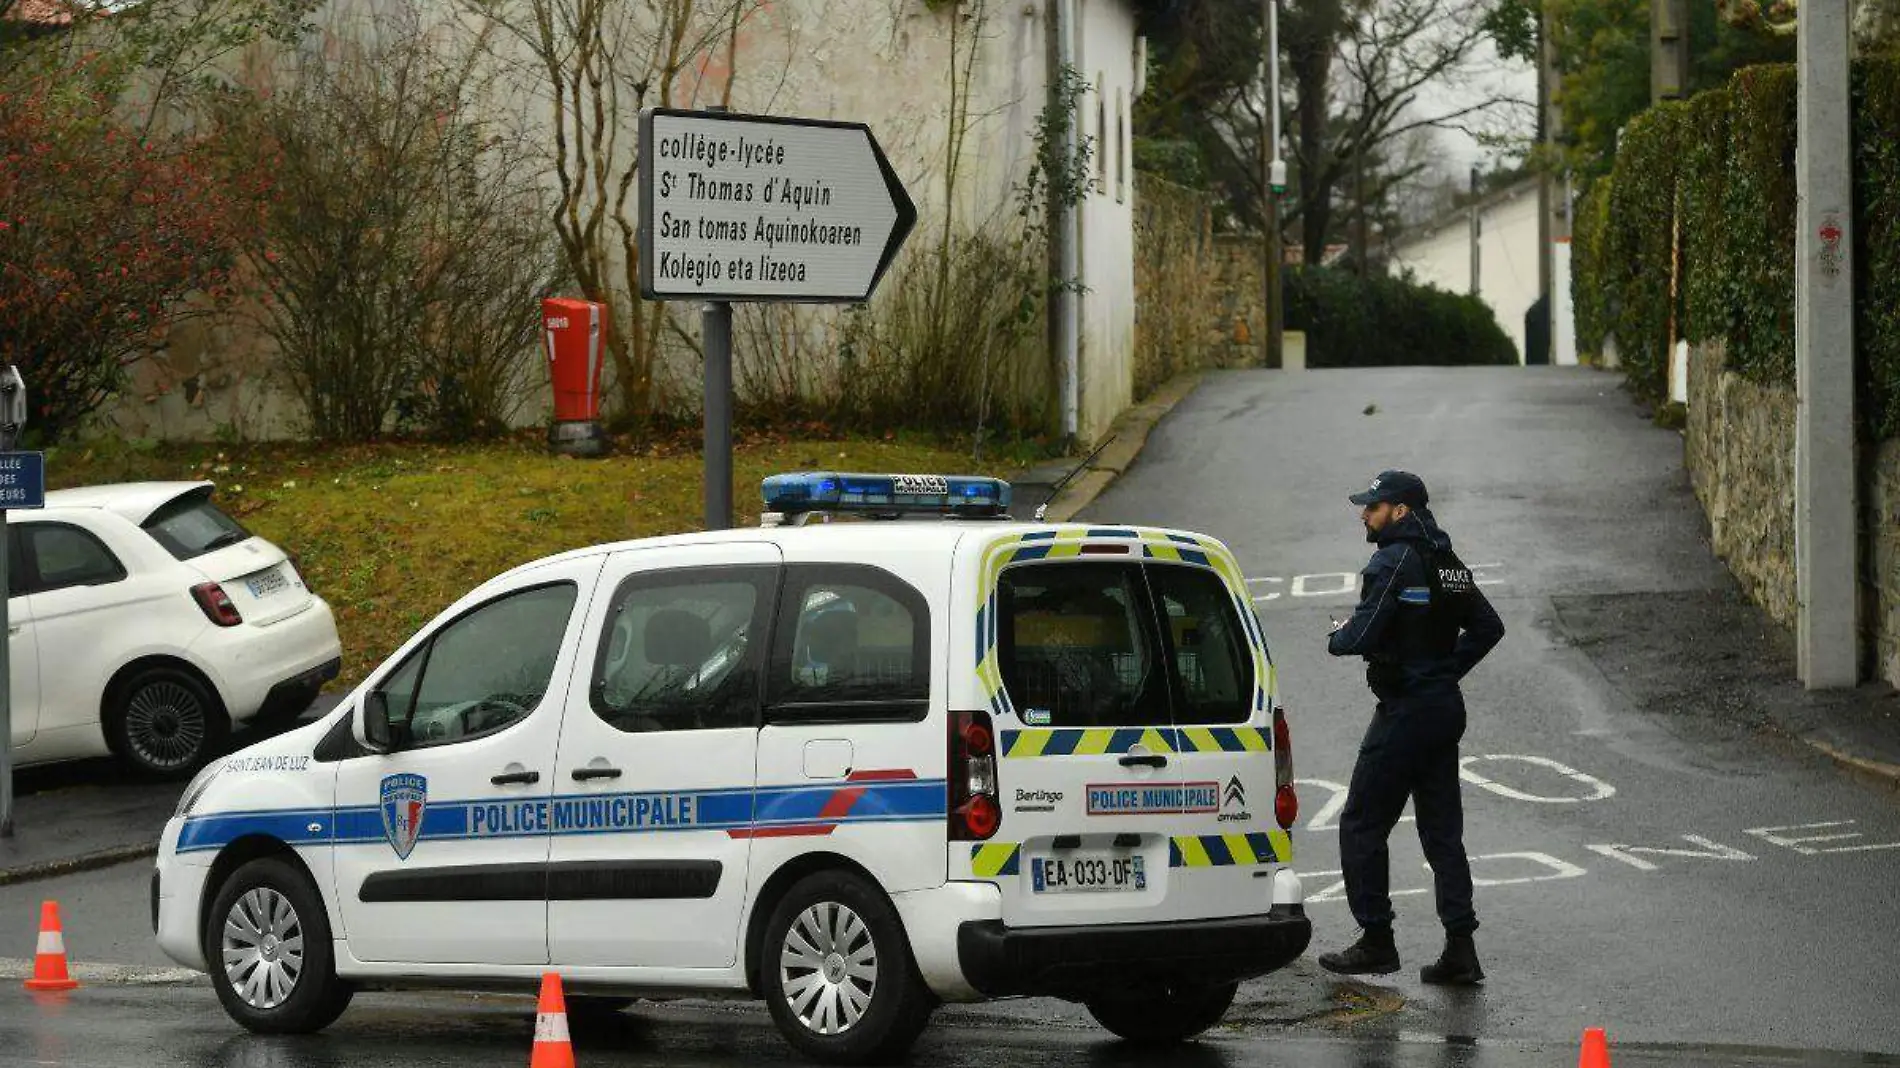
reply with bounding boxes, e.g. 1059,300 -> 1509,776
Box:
47,431 -> 981,689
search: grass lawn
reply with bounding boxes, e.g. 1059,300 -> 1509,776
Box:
46,430 -> 998,689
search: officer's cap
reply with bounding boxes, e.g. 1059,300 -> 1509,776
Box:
1348,470 -> 1428,508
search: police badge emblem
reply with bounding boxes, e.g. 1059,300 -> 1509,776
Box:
380,773 -> 428,860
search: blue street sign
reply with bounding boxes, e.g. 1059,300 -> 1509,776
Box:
0,452 -> 45,510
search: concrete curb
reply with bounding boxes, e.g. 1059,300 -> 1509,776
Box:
1040,371 -> 1205,523
0,843 -> 158,888
1802,736 -> 1900,794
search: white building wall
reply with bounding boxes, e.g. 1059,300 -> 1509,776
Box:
1387,181 -> 1549,365
95,0 -> 1149,443
1073,0 -> 1140,441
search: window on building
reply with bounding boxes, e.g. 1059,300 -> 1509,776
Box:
1116,90 -> 1127,203
1096,73 -> 1108,192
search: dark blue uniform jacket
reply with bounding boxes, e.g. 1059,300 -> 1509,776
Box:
1326,507 -> 1506,701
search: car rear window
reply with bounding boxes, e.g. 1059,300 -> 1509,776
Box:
141,494 -> 252,561
996,561 -> 1172,728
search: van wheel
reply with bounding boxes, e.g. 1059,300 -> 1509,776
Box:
109,666 -> 227,780
205,857 -> 353,1034
761,871 -> 937,1065
1086,982 -> 1237,1044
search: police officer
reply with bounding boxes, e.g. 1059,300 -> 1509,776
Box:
1318,470 -> 1505,985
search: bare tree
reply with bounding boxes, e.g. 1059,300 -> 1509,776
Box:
462,0 -> 763,428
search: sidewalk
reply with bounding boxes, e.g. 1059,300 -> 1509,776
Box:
0,769 -> 175,886
1550,587 -> 1900,794
1,695 -> 346,886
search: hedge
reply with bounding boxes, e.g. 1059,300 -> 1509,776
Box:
1856,60 -> 1900,437
1285,266 -> 1519,368
1572,175 -> 1614,361
1575,58 -> 1900,438
1604,99 -> 1689,402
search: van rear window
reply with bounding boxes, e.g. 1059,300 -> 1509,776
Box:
996,561 -> 1171,728
142,494 -> 252,561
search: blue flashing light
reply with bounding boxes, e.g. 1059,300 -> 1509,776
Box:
761,472 -> 1012,518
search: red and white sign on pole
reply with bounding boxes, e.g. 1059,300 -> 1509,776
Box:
542,298 -> 609,457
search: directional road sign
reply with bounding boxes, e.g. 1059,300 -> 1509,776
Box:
0,452 -> 43,510
637,108 -> 917,303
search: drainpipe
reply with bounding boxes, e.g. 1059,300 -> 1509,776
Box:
1054,0 -> 1080,445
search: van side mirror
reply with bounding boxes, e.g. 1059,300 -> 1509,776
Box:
358,691 -> 409,753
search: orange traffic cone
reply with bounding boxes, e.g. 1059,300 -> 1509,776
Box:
24,900 -> 79,992
531,971 -> 574,1068
1579,1026 -> 1612,1068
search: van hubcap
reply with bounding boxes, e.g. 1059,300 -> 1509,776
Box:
223,888 -> 304,1010
779,902 -> 877,1035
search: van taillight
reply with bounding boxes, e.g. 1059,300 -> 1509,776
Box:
1273,705 -> 1298,829
950,709 -> 1001,841
191,582 -> 243,627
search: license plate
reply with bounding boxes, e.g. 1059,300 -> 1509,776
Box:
245,568 -> 290,599
1030,853 -> 1146,894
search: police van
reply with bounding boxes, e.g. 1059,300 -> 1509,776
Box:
153,473 -> 1309,1064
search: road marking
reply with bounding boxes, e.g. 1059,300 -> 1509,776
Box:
1303,851 -> 1584,904
1743,820 -> 1900,855
1585,835 -> 1756,871
1459,754 -> 1617,803
1247,564 -> 1504,602
1294,777 -> 1415,832
1467,851 -> 1587,887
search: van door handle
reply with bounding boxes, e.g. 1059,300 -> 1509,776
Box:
1119,754 -> 1167,769
572,766 -> 623,782
491,770 -> 540,785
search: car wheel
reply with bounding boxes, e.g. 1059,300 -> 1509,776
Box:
1085,981 -> 1237,1044
761,871 -> 937,1065
205,857 -> 353,1034
109,666 -> 228,779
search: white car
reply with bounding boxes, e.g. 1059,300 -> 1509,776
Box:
153,472 -> 1308,1064
7,481 -> 342,778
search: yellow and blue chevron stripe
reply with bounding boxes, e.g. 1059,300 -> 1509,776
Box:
1170,831 -> 1293,868
968,834 -> 1292,880
998,726 -> 1271,759
969,842 -> 1021,877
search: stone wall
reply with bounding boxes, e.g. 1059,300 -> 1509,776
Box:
1685,338 -> 1900,688
1870,440 -> 1900,685
1129,177 -> 1262,397
1683,340 -> 1799,629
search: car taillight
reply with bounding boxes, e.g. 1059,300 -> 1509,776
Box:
950,709 -> 1001,841
1273,704 -> 1298,829
191,582 -> 243,627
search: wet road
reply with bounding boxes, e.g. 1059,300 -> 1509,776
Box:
1080,367 -> 1900,1055
5,982 -> 1899,1068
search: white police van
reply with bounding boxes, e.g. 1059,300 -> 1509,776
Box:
153,473 -> 1309,1064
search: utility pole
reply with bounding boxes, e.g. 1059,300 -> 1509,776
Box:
1651,0 -> 1689,103
1468,164 -> 1481,296
1794,0 -> 1858,689
1261,0 -> 1285,369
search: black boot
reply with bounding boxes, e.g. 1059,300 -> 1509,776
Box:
1317,927 -> 1400,976
1419,933 -> 1484,985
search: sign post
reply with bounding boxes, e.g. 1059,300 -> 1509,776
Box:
0,366 -> 41,838
637,106 -> 916,530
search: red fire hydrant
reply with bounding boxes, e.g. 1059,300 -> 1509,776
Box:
542,297 -> 609,457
